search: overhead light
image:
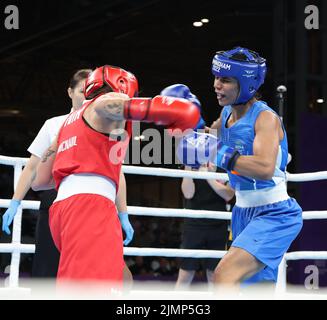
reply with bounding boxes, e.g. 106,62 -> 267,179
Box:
317,98 -> 324,104
193,21 -> 203,27
134,135 -> 145,141
0,109 -> 21,117
201,18 -> 209,23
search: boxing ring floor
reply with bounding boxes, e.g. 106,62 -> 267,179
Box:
1,155 -> 327,299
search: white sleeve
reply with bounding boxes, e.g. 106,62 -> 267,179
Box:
27,120 -> 51,158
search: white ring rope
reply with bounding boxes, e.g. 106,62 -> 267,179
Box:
0,243 -> 35,254
1,155 -> 327,182
286,171 -> 327,182
1,199 -> 327,220
0,155 -> 28,166
284,251 -> 327,260
0,199 -> 327,220
1,155 -> 327,293
123,165 -> 229,180
124,248 -> 227,258
123,164 -> 327,182
1,241 -> 326,262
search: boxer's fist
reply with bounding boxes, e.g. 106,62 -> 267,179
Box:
124,96 -> 201,133
176,132 -> 219,168
176,132 -> 240,171
161,84 -> 205,129
161,84 -> 200,107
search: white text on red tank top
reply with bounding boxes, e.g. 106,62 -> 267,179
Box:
57,136 -> 77,153
63,107 -> 85,127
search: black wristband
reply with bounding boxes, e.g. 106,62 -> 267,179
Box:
227,150 -> 240,171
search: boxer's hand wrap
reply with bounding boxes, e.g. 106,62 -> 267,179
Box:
215,141 -> 240,171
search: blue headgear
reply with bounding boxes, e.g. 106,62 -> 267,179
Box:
212,47 -> 267,105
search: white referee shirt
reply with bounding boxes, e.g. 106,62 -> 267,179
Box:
27,114 -> 69,158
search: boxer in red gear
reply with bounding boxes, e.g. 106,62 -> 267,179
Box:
32,65 -> 200,289
49,101 -> 132,284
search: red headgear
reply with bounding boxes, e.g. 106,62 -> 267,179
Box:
84,65 -> 139,99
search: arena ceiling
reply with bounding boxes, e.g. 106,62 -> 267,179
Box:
0,0 -> 275,152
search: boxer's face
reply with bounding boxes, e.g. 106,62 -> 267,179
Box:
68,80 -> 86,111
213,77 -> 239,106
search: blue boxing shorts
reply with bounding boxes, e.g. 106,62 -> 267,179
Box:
231,198 -> 303,284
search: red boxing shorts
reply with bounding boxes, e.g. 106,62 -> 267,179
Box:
49,194 -> 124,285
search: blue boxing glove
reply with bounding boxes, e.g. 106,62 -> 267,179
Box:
2,199 -> 21,235
176,132 -> 240,171
160,84 -> 206,130
118,212 -> 134,246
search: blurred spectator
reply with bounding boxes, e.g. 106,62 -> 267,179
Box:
176,164 -> 234,289
129,256 -> 151,275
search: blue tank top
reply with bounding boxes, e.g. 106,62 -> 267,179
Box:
219,101 -> 288,191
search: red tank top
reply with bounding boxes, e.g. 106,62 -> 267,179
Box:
53,99 -> 132,190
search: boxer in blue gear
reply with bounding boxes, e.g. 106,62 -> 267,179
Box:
177,47 -> 303,287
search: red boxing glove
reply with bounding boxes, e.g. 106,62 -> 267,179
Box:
123,96 -> 200,132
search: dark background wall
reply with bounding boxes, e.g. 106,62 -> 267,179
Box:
0,0 -> 326,287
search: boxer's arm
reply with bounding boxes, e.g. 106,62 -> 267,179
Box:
208,109 -> 223,134
116,170 -> 127,212
91,92 -> 128,121
91,92 -> 200,131
31,139 -> 57,191
200,164 -> 235,202
116,169 -> 134,245
12,155 -> 40,200
232,111 -> 280,180
2,155 -> 41,234
206,179 -> 235,202
210,117 -> 222,131
181,166 -> 195,199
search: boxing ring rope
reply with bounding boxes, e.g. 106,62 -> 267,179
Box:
1,155 -> 327,295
